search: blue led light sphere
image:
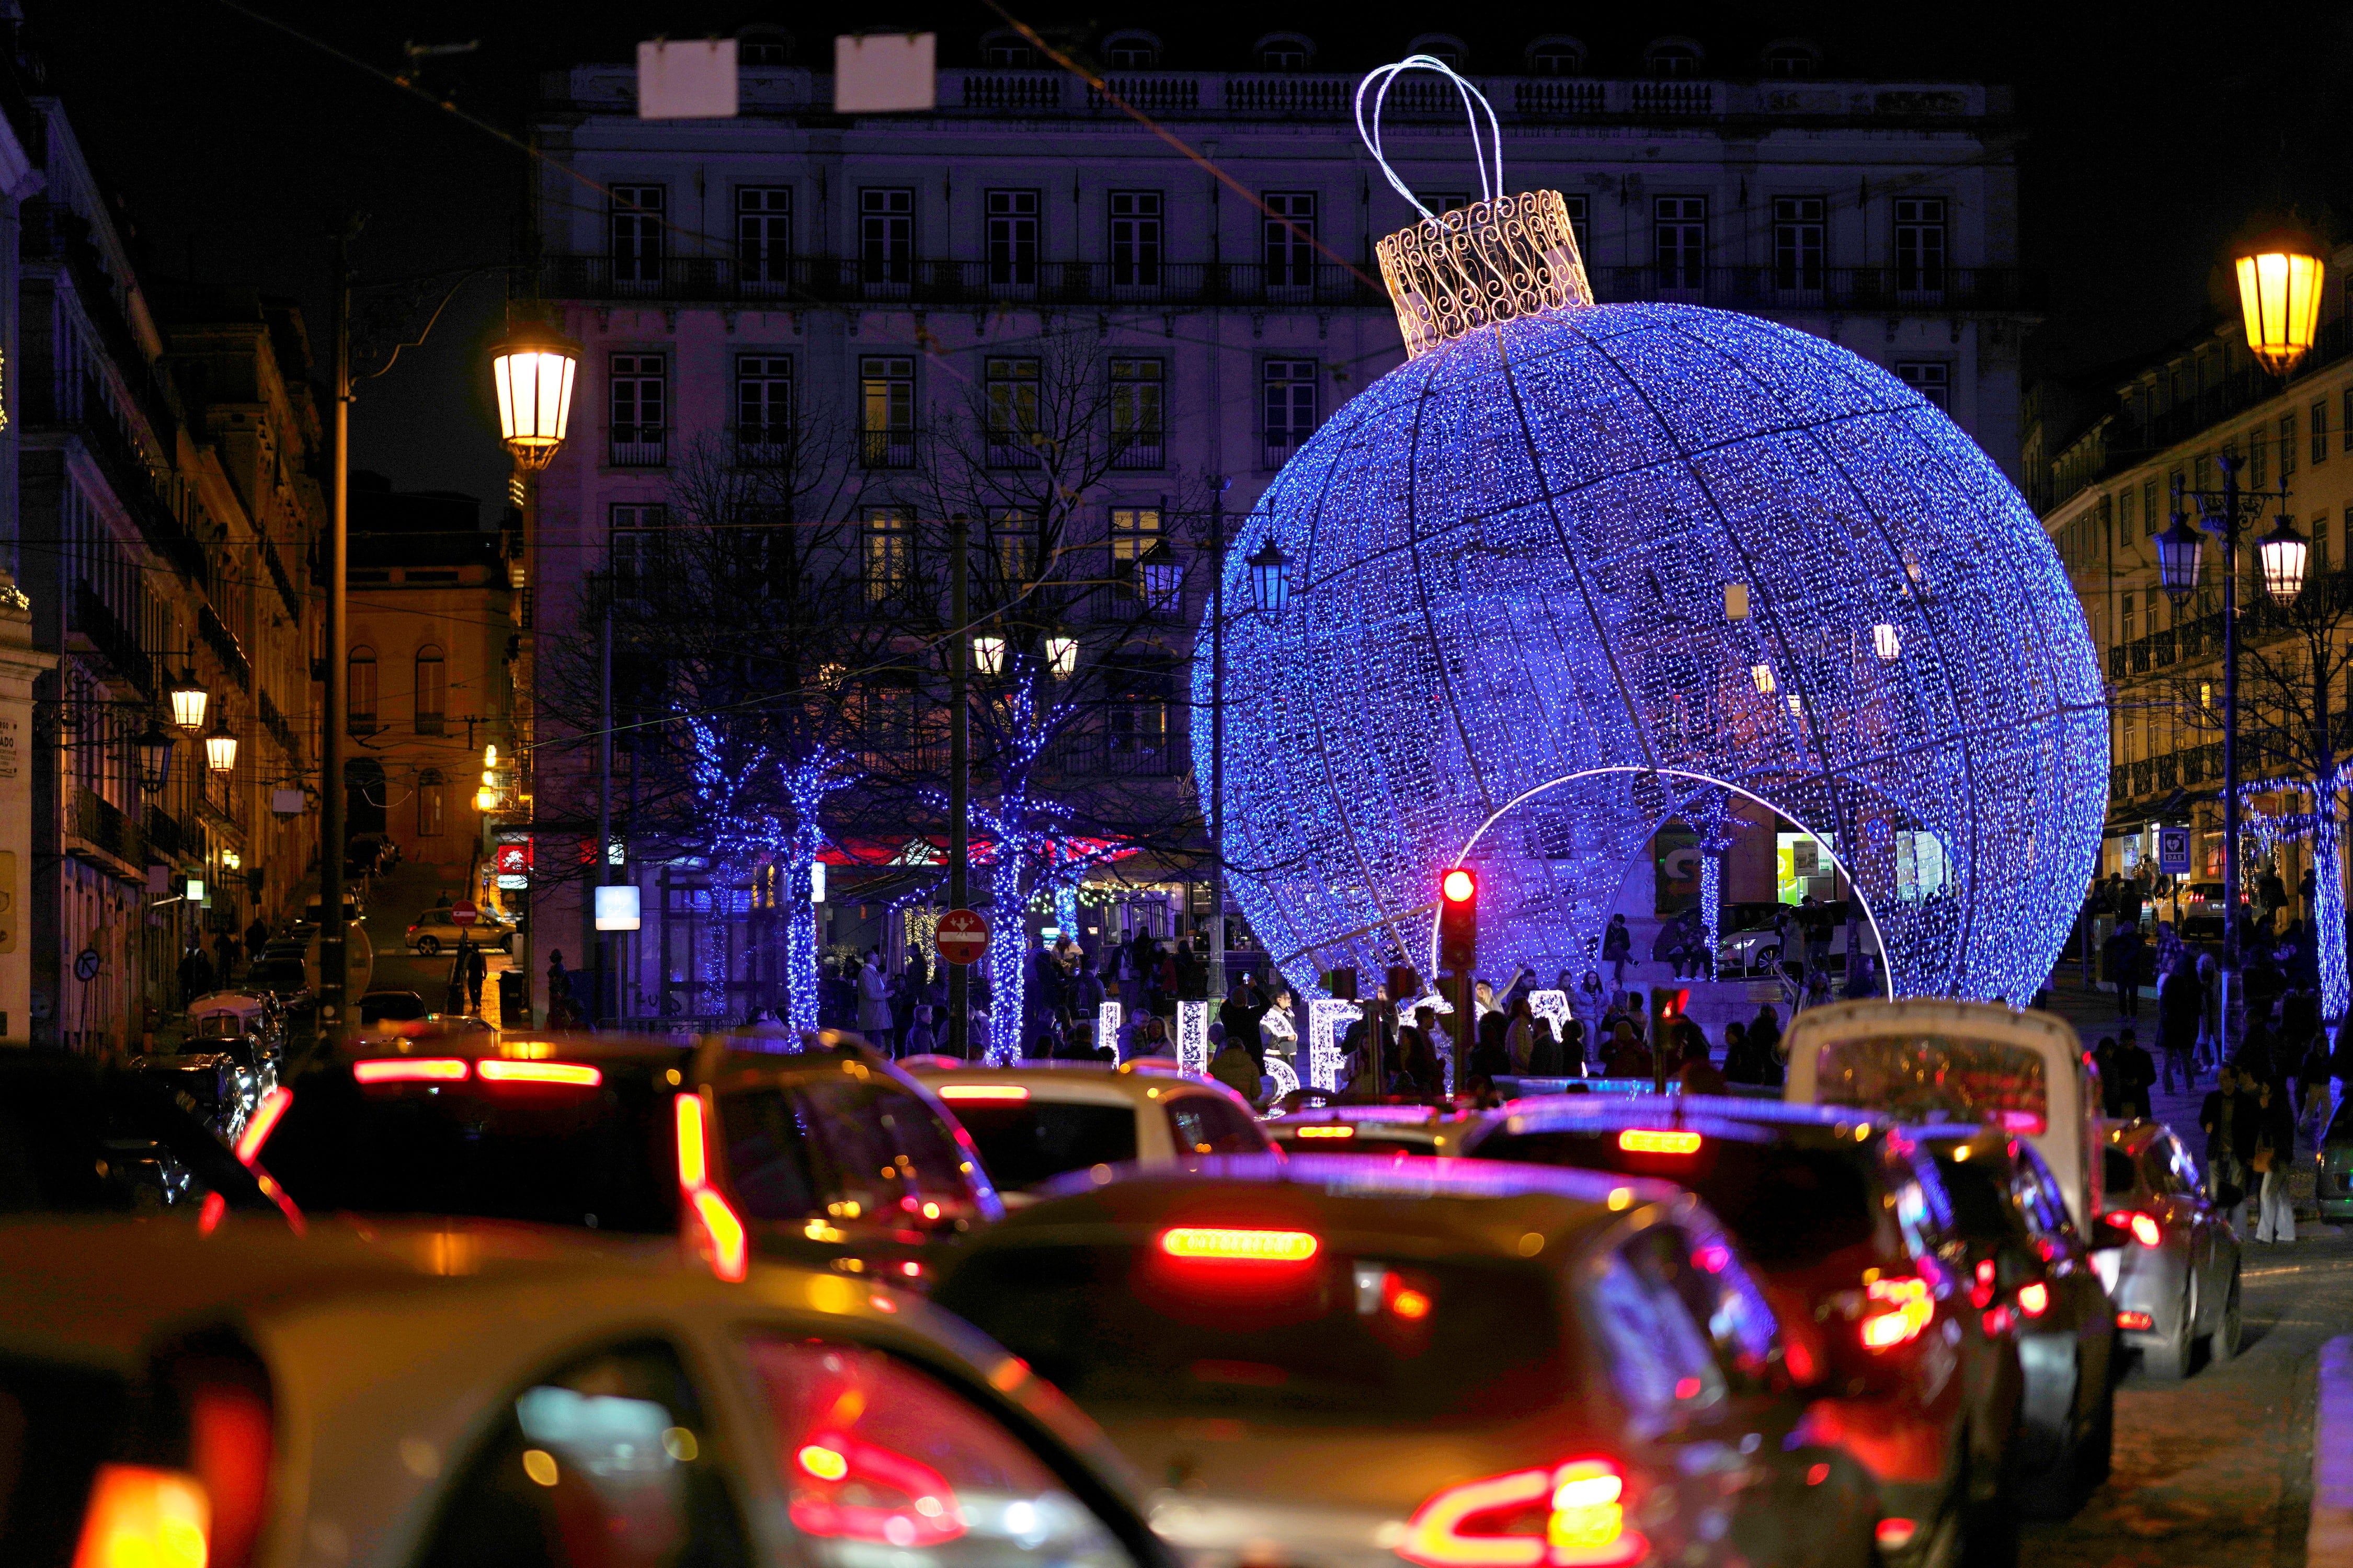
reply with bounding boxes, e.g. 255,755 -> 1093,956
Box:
1200,300 -> 2105,1006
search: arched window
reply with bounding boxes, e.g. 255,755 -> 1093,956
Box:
415,645 -> 447,735
347,647 -> 378,736
1408,33 -> 1468,68
1526,36 -> 1586,76
1103,31 -> 1160,69
1762,40 -> 1820,78
1644,38 -> 1704,78
1254,33 -> 1315,71
980,29 -> 1037,66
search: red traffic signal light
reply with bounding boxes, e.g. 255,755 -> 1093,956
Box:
1442,868 -> 1476,903
1437,867 -> 1476,972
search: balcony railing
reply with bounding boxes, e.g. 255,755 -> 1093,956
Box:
1111,437 -> 1166,470
72,786 -> 146,869
259,688 -> 298,758
861,432 -> 916,469
71,581 -> 156,700
609,426 -> 667,467
539,253 -> 2039,316
736,426 -> 790,468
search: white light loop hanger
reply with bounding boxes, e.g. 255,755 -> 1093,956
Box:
1353,55 -> 1505,219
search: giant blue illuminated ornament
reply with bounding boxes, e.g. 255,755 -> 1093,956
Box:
1198,59 -> 2106,1008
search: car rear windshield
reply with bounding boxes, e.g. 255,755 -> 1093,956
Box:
1472,1129 -> 1884,1268
265,1063 -> 678,1232
950,1102 -> 1138,1189
719,1077 -> 984,1223
936,1243 -> 1564,1424
1812,1035 -> 2050,1135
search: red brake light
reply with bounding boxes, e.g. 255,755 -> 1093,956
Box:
2016,1281 -> 2050,1317
476,1060 -> 602,1086
1293,1124 -> 1356,1139
936,1084 -> 1029,1101
1617,1129 -> 1701,1155
675,1092 -> 748,1282
1859,1275 -> 1934,1351
2128,1212 -> 2163,1248
71,1464 -> 209,1568
1876,1519 -> 1918,1551
353,1058 -> 468,1084
1397,1458 -> 1642,1568
1160,1227 -> 1319,1262
1970,1258 -> 1996,1310
2116,1310 -> 2154,1330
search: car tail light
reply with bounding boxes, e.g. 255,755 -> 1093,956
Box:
71,1464 -> 209,1568
201,1087 -> 306,1239
2016,1281 -> 2050,1318
1159,1227 -> 1319,1262
1617,1129 -> 1701,1155
353,1058 -> 469,1084
936,1084 -> 1029,1101
1858,1276 -> 1934,1351
1875,1518 -> 1918,1551
2116,1311 -> 2154,1330
1397,1458 -> 1643,1568
2124,1211 -> 2163,1248
676,1093 -> 749,1283
787,1430 -> 965,1547
1294,1124 -> 1356,1139
1981,1304 -> 2014,1336
234,1088 -> 293,1162
1970,1258 -> 1997,1310
477,1060 -> 602,1087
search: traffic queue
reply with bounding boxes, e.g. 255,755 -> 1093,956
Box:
0,995 -> 2236,1568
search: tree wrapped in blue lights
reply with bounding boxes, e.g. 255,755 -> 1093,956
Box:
2234,774 -> 2349,1020
1197,60 -> 2107,1008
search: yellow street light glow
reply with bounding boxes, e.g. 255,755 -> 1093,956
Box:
2234,234 -> 2325,377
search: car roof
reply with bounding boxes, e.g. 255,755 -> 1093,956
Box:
1269,1103 -> 1464,1126
909,1062 -> 1223,1106
1482,1093 -> 1889,1144
998,1153 -> 1691,1262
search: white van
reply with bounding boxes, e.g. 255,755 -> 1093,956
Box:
1780,998 -> 2105,1230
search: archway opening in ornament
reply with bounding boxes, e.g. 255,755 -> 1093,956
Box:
1432,764 -> 1894,1001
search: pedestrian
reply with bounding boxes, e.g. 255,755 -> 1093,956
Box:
1217,980 -> 1270,1068
1506,998 -> 1537,1075
856,950 -> 894,1052
460,937 -> 487,1014
213,930 -> 239,985
903,1004 -> 939,1058
1602,914 -> 1633,988
2252,1076 -> 2298,1244
1799,896 -> 1833,977
1469,1008 -> 1513,1082
244,913 -> 272,964
1389,1027 -> 1444,1097
2111,1028 -> 2156,1120
1527,1007 -> 1564,1077
1747,1005 -> 1785,1086
2156,955 -> 2199,1094
1676,1022 -> 1728,1094
1600,1020 -> 1652,1080
2298,1034 -> 2335,1143
1072,951 -> 1107,1025
1209,1024 -> 1261,1104
177,944 -> 215,1007
2101,921 -> 2143,1018
2200,1063 -> 2255,1233
2196,952 -> 2221,1071
1560,1018 -> 1589,1077
1134,1015 -> 1173,1057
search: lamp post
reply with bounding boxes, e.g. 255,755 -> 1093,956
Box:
135,717 -> 175,795
489,316 -> 581,1026
2233,229 -> 2326,379
2157,456 -> 2300,1046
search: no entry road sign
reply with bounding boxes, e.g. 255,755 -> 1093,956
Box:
451,899 -> 479,927
936,908 -> 990,966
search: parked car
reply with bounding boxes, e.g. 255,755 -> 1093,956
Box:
0,1055 -> 289,1222
1716,904 -> 1883,979
1910,1126 -> 2118,1517
0,1218 -> 1173,1568
264,1030 -> 1002,1286
406,909 -> 514,956
933,1156 -> 1879,1568
2319,1094 -> 2353,1224
903,1061 -> 1271,1204
2093,1120 -> 2243,1378
356,988 -> 430,1024
1262,1103 -> 1470,1158
297,892 -> 363,930
1465,1096 -> 2025,1565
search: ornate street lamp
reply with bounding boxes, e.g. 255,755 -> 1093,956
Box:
2233,229 -> 2326,379
491,319 -> 583,468
1247,535 -> 1293,617
2155,509 -> 2206,605
203,713 -> 238,774
1044,635 -> 1078,678
168,664 -> 208,731
2258,514 -> 2310,600
1137,539 -> 1181,612
972,634 -> 1007,676
135,716 -> 175,793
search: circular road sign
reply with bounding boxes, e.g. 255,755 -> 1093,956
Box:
935,908 -> 990,966
451,899 -> 479,927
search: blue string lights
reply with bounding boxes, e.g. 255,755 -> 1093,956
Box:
2233,773 -> 2348,1018
1199,294 -> 2106,1009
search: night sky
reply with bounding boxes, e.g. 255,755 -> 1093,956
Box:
38,0 -> 2352,506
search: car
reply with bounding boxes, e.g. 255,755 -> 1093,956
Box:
297,892 -> 364,929
1716,903 -> 1883,980
356,987 -> 430,1024
406,908 -> 514,955
903,1061 -> 1273,1204
2093,1120 -> 2243,1378
1263,1103 -> 1471,1158
2318,1094 -> 2353,1223
262,1030 -> 1004,1286
0,1054 -> 293,1223
1464,1096 -> 2026,1565
1910,1126 -> 2118,1518
932,1155 -> 1879,1568
0,1218 -> 1175,1568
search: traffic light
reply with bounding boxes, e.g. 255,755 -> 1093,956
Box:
1437,867 -> 1477,972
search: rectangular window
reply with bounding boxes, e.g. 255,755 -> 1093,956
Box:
986,189 -> 1041,286
414,648 -> 447,735
610,185 -> 666,285
860,188 -> 915,287
2122,591 -> 2135,645
1654,196 -> 1706,290
610,353 -> 666,466
1562,193 -> 1590,260
1893,197 -> 1947,292
2315,399 -> 2331,464
1262,192 -> 1316,289
736,356 -> 792,465
860,356 -> 914,468
347,650 -> 378,736
1111,508 -> 1178,614
1109,506 -> 1162,563
1772,196 -> 1824,291
2343,388 -> 2352,451
990,508 -> 1038,585
737,186 -> 792,287
418,782 -> 443,837
610,503 -> 667,600
986,358 -> 1041,467
1110,358 -> 1165,468
2282,412 -> 2299,476
863,507 -> 912,603
2143,479 -> 2160,539
2317,512 -> 2333,577
1109,191 -> 1163,289
1263,359 -> 1318,464
1895,361 -> 1950,411
2117,486 -> 2134,540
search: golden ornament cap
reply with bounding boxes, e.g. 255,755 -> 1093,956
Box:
1377,190 -> 1595,359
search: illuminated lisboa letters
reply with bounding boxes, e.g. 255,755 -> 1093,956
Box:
1198,59 -> 2105,1008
